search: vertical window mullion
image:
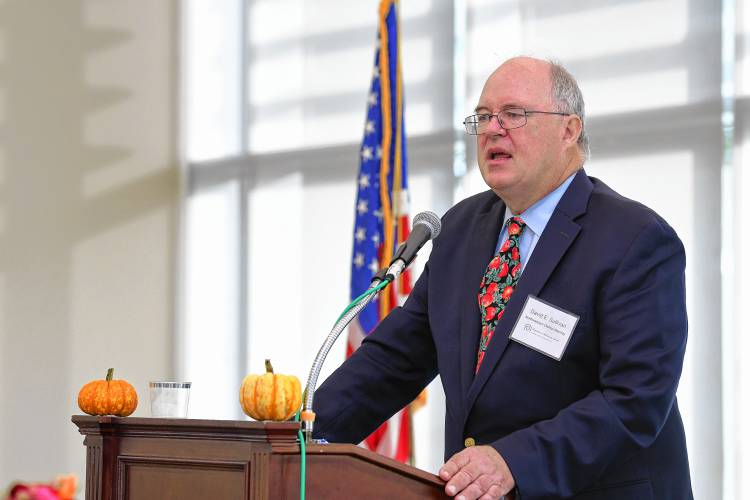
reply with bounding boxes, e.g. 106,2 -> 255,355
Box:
237,0 -> 251,419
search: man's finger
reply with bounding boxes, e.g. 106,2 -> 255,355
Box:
445,467 -> 477,496
479,483 -> 506,500
453,481 -> 483,500
439,462 -> 457,481
473,473 -> 497,492
459,474 -> 499,500
439,449 -> 472,480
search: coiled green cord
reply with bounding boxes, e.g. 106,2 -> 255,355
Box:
295,276 -> 391,500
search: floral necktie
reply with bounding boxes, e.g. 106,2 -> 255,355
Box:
476,217 -> 527,373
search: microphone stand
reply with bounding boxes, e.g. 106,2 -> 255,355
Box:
299,210 -> 440,443
300,268 -> 395,443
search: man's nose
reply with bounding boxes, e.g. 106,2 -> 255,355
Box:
485,114 -> 508,136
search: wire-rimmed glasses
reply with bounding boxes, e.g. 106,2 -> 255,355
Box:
463,107 -> 571,135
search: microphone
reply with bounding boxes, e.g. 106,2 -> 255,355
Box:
386,211 -> 441,279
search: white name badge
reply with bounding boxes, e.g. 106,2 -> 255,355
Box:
509,295 -> 579,360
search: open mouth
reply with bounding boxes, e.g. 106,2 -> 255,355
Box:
488,151 -> 512,160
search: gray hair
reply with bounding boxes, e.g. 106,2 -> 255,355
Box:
549,61 -> 590,161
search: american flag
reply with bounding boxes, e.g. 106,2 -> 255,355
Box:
346,0 -> 414,463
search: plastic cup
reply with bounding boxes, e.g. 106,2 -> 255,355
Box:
149,382 -> 191,418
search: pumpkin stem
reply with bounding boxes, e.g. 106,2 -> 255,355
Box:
106,368 -> 114,382
265,359 -> 274,374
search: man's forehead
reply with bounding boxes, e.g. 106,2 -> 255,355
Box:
477,58 -> 552,109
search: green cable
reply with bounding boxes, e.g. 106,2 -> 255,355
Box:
334,278 -> 391,325
294,410 -> 306,500
294,277 -> 389,500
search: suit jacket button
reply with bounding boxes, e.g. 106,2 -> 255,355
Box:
464,437 -> 475,447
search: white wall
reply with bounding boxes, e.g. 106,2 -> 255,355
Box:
0,0 -> 179,489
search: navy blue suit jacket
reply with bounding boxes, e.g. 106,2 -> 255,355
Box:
314,171 -> 693,499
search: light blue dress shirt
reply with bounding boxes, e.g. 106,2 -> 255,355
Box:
495,173 -> 577,275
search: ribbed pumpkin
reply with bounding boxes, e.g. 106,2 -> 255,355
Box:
78,368 -> 138,417
240,360 -> 302,421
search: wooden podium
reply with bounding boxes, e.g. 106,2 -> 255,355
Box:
72,415 -> 448,500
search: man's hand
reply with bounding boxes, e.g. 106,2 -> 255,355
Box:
438,445 -> 515,500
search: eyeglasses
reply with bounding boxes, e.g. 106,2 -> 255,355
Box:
463,107 -> 571,135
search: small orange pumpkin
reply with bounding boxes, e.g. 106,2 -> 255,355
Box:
78,368 -> 138,417
240,359 -> 302,421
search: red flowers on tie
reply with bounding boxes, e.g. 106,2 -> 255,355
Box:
511,264 -> 521,278
488,255 -> 501,270
476,216 -> 527,373
485,306 -> 497,321
502,285 -> 514,301
498,261 -> 509,278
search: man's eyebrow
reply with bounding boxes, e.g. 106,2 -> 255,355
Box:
474,103 -> 524,113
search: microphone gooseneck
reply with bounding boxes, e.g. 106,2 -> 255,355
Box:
301,211 -> 442,443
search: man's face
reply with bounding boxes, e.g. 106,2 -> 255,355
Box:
475,59 -> 570,209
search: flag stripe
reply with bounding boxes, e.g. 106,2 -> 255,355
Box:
378,0 -> 394,279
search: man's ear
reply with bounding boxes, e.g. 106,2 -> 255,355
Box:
562,115 -> 582,148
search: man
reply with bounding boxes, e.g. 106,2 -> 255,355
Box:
313,57 -> 692,499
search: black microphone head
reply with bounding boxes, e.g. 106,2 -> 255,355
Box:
412,211 -> 441,240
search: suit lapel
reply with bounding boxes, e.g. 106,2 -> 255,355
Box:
464,170 -> 594,411
458,196 -> 506,399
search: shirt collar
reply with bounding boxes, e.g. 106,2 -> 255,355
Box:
502,172 -> 578,238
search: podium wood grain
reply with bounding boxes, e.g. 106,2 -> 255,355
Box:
72,415 -> 448,500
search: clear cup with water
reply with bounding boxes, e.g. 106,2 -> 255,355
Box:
149,381 -> 191,418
